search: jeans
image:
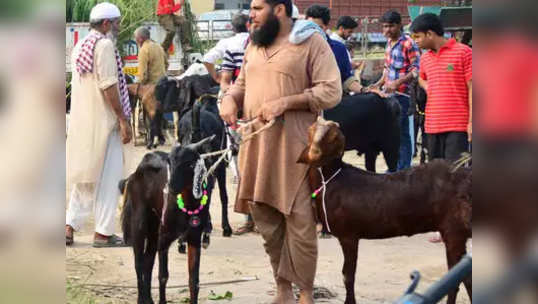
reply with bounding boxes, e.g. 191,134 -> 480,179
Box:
396,94 -> 413,171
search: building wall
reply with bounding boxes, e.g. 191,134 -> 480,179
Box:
295,0 -> 443,31
190,0 -> 215,16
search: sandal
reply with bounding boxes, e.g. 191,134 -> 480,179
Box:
92,234 -> 128,248
66,225 -> 74,246
233,223 -> 255,235
66,235 -> 74,246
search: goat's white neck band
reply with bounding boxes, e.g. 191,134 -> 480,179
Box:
317,167 -> 341,234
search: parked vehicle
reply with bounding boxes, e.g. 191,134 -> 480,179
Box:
66,22 -> 185,76
196,9 -> 248,41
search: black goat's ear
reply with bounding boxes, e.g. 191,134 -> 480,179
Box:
297,147 -> 310,164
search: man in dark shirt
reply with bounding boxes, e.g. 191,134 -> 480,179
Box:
305,5 -> 364,94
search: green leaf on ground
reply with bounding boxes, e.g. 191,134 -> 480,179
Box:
208,290 -> 233,300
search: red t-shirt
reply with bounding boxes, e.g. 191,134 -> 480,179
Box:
420,39 -> 472,134
157,0 -> 181,16
475,35 -> 538,138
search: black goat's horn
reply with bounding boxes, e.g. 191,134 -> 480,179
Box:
186,135 -> 216,152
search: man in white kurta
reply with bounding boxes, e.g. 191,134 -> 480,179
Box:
66,3 -> 132,247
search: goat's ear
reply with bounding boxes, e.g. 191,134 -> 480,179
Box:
297,146 -> 310,164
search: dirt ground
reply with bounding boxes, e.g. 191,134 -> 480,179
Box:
66,139 -> 472,304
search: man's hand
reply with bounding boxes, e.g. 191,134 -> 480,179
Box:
220,95 -> 239,128
365,87 -> 388,98
467,122 -> 472,142
384,81 -> 399,94
119,118 -> 132,144
368,83 -> 381,91
258,98 -> 287,122
351,60 -> 363,70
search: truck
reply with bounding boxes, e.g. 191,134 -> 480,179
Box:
66,22 -> 185,78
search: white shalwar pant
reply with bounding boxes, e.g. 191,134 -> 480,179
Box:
66,131 -> 123,236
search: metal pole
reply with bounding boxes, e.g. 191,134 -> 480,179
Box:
362,17 -> 368,58
422,256 -> 472,302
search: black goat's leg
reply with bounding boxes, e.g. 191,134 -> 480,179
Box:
158,232 -> 176,304
364,151 -> 377,173
142,237 -> 158,304
178,240 -> 187,254
443,233 -> 470,304
338,237 -> 359,304
420,124 -> 427,164
201,179 -> 215,249
145,112 -> 155,150
133,236 -> 147,304
216,166 -> 232,237
383,146 -> 399,173
187,242 -> 201,304
154,113 -> 164,148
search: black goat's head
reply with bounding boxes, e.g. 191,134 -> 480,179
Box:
155,74 -> 216,115
177,75 -> 215,109
168,135 -> 215,193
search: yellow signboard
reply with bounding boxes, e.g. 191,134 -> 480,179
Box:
123,66 -> 138,76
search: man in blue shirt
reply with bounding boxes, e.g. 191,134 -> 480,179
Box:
305,5 -> 365,94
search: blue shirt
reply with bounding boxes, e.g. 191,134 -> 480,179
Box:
327,36 -> 354,84
288,20 -> 353,85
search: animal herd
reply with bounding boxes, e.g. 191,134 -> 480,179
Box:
119,68 -> 471,304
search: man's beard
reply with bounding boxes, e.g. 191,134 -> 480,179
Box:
106,29 -> 119,45
250,12 -> 280,47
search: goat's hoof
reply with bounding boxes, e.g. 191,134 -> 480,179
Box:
202,234 -> 210,249
222,227 -> 232,237
177,242 -> 186,254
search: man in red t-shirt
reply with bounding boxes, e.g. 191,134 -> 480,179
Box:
157,0 -> 192,53
410,13 -> 472,162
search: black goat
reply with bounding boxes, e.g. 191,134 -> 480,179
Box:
154,74 -> 218,116
177,94 -> 233,251
409,78 -> 428,164
324,93 -> 401,172
121,136 -> 214,304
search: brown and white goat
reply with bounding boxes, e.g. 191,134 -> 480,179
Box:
297,117 -> 472,304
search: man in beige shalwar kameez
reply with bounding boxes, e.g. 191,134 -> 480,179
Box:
219,0 -> 342,303
65,2 -> 132,247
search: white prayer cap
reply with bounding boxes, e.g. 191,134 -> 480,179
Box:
89,2 -> 121,21
292,4 -> 300,19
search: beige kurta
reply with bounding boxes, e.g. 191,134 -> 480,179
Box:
228,33 -> 342,215
137,39 -> 167,85
67,31 -> 121,187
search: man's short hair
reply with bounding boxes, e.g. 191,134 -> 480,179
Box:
305,5 -> 331,26
231,13 -> 249,33
410,13 -> 444,36
380,10 -> 401,24
265,0 -> 292,17
135,26 -> 151,40
336,16 -> 358,30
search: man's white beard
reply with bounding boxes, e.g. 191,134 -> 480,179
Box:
106,31 -> 118,45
